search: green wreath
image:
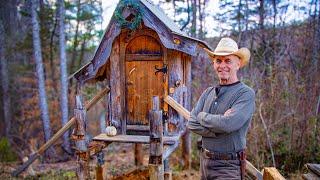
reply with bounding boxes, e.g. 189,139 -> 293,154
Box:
114,0 -> 143,30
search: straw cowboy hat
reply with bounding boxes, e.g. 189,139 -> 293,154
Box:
204,37 -> 250,68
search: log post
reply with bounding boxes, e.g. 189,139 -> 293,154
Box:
95,152 -> 104,180
149,96 -> 164,180
163,98 -> 172,180
182,87 -> 191,170
135,143 -> 143,166
164,109 -> 172,180
73,84 -> 90,180
164,159 -> 172,180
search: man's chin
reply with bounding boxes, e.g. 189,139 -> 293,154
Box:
218,77 -> 229,81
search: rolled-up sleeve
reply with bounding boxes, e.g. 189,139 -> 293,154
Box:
187,87 -> 216,137
198,89 -> 255,134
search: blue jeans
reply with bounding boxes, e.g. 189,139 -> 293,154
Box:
200,151 -> 242,180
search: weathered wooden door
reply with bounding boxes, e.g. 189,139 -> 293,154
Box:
125,35 -> 164,125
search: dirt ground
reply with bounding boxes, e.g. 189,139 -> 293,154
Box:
0,143 -> 201,179
1,141 -> 306,179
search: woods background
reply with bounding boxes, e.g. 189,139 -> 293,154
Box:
0,0 -> 319,178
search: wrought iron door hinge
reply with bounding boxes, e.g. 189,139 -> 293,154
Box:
154,64 -> 167,75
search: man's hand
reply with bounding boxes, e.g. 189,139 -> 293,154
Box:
224,108 -> 234,116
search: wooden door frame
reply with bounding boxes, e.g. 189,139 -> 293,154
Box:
121,28 -> 168,131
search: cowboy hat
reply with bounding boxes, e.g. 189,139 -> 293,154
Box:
204,37 -> 250,68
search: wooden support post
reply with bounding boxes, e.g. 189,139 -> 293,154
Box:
163,103 -> 172,180
149,96 -> 164,180
182,129 -> 191,170
74,85 -> 90,180
95,152 -> 104,180
164,159 -> 172,180
182,85 -> 191,170
135,143 -> 143,166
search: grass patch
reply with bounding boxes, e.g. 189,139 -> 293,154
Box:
0,137 -> 17,162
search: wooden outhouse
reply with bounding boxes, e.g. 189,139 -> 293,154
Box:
74,0 -> 210,134
72,0 -> 211,178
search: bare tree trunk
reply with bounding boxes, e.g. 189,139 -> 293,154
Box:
31,0 -> 55,156
68,0 -> 81,74
0,21 -> 11,137
77,35 -> 88,68
49,11 -> 58,92
198,0 -> 203,39
181,0 -> 190,31
58,0 -> 71,153
244,0 -> 249,32
191,0 -> 197,37
311,0 -> 319,73
237,0 -> 242,44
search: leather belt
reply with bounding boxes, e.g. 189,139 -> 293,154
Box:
202,148 -> 245,160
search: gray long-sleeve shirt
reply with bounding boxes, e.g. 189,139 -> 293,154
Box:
187,81 -> 255,152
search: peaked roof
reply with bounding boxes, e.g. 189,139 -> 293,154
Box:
141,0 -> 187,36
139,0 -> 210,49
73,0 -> 211,83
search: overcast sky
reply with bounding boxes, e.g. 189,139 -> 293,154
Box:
101,0 -> 312,37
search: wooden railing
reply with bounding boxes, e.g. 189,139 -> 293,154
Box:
12,87 -> 110,177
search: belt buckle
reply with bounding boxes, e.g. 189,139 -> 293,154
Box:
203,148 -> 214,159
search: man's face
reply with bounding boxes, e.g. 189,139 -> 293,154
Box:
212,55 -> 241,84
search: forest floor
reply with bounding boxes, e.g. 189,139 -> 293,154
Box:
0,143 -> 201,179
0,142 -> 306,179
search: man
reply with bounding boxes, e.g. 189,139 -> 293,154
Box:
187,37 -> 255,180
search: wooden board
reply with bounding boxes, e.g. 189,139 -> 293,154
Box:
302,172 -> 320,180
263,167 -> 285,180
110,36 -> 123,132
167,49 -> 184,133
93,134 -> 178,145
246,160 -> 263,180
306,164 -> 320,176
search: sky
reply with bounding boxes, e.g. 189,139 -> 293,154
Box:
101,0 -> 313,38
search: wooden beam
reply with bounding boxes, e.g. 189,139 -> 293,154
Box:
127,125 -> 150,131
305,163 -> 320,176
149,96 -> 164,180
163,142 -> 179,160
125,54 -> 162,61
75,90 -> 90,179
263,167 -> 285,180
164,95 -> 190,120
12,87 -> 110,177
303,172 -> 320,180
93,134 -> 178,145
163,130 -> 184,160
246,160 -> 263,180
